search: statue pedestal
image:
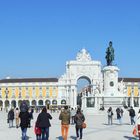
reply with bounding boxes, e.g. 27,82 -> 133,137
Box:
102,66 -> 125,107
103,66 -> 119,96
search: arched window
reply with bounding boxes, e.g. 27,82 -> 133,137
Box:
52,100 -> 57,105
61,99 -> 66,105
38,100 -> 43,106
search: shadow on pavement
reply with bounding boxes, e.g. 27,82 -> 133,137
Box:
102,123 -> 130,126
56,136 -> 63,140
124,136 -> 137,140
20,136 -> 32,140
70,136 -> 77,140
56,136 -> 77,140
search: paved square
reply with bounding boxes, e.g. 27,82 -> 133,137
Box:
0,109 -> 137,140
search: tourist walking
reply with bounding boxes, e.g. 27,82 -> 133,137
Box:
8,108 -> 14,128
71,108 -> 76,124
19,110 -> 30,140
128,106 -> 135,125
19,101 -> 30,140
74,108 -> 85,140
36,107 -> 52,140
107,107 -> 113,125
15,108 -> 20,128
116,107 -> 122,124
28,108 -> 33,128
59,106 -> 70,140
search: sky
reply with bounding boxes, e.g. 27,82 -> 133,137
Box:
0,0 -> 140,79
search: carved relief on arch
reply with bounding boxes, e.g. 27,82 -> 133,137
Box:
76,48 -> 92,62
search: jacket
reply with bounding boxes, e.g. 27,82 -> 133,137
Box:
19,111 -> 30,129
36,112 -> 52,128
59,109 -> 70,125
129,109 -> 135,117
74,113 -> 85,128
8,110 -> 14,120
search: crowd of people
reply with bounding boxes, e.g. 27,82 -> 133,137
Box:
107,106 -> 140,139
7,101 -> 85,140
7,100 -> 140,140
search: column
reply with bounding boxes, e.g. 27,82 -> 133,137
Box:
9,100 -> 11,109
16,100 -> 18,108
72,86 -> 77,108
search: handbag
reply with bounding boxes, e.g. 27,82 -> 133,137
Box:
82,122 -> 87,128
132,126 -> 137,137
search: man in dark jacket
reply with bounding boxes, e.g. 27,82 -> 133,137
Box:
8,109 -> 14,128
19,110 -> 30,140
129,106 -> 135,125
36,107 -> 52,140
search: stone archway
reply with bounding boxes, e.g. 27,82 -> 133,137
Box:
25,100 -> 30,106
32,100 -> 37,106
18,100 -> 22,107
61,99 -> 66,105
45,100 -> 51,109
5,100 -> 9,108
77,76 -> 91,107
59,48 -> 102,108
38,100 -> 43,106
11,100 -> 16,108
52,100 -> 57,105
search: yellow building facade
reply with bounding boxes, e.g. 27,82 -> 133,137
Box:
0,78 -> 67,109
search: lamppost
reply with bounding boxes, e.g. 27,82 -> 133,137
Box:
5,88 -> 9,112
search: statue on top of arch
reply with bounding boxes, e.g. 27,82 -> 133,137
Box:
105,41 -> 115,66
76,48 -> 92,62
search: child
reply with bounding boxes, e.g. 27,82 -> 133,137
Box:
34,121 -> 41,140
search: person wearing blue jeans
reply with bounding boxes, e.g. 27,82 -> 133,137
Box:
36,107 -> 52,140
129,106 -> 135,125
19,109 -> 30,140
76,127 -> 83,139
21,128 -> 27,140
41,128 -> 49,140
